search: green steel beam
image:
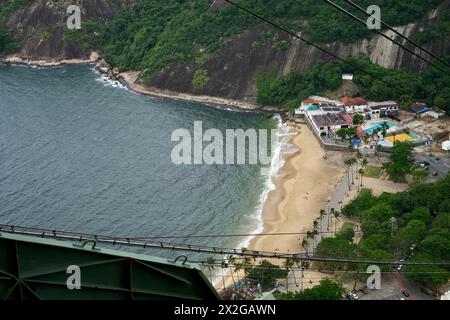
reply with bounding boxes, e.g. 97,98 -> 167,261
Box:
0,232 -> 220,300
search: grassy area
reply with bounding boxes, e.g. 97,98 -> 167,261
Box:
363,165 -> 383,178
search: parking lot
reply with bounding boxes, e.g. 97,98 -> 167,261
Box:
357,274 -> 436,300
413,153 -> 450,177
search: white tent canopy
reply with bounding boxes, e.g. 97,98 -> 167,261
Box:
442,140 -> 450,151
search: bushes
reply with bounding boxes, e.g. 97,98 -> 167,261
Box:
255,57 -> 450,113
192,68 -> 209,89
86,0 -> 446,79
275,279 -> 345,300
0,0 -> 31,23
340,174 -> 450,285
0,29 -> 19,55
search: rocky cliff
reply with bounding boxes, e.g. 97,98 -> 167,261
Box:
145,0 -> 450,104
1,0 -> 138,63
2,0 -> 449,104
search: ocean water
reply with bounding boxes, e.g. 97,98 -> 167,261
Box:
0,64 -> 278,259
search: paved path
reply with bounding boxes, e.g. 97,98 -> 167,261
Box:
306,169 -> 352,254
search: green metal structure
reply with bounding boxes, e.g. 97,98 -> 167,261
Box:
0,232 -> 220,300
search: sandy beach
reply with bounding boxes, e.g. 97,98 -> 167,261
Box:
248,124 -> 345,254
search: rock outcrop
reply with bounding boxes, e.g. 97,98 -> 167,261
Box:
2,0 -> 449,105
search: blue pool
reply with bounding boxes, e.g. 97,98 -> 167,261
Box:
364,121 -> 395,135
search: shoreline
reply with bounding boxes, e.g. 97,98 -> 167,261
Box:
214,124 -> 346,291
0,54 -> 283,113
118,71 -> 283,113
0,52 -> 101,67
248,124 -> 345,254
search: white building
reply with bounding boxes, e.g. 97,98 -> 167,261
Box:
342,74 -> 354,81
367,101 -> 399,119
295,96 -> 343,115
341,96 -> 368,114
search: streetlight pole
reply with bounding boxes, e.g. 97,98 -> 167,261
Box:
389,217 -> 397,237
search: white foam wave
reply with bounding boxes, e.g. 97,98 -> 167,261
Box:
237,114 -> 293,250
94,73 -> 130,91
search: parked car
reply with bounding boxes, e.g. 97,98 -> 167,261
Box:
360,287 -> 369,295
433,172 -> 439,177
346,292 -> 359,300
410,244 -> 417,251
402,290 -> 410,297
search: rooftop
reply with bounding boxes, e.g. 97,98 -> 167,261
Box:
341,96 -> 367,106
410,103 -> 431,114
368,101 -> 398,110
312,112 -> 352,128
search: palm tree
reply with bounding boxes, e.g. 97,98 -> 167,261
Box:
359,168 -> 365,191
381,122 -> 390,138
205,256 -> 216,285
220,261 -> 228,291
282,258 -> 294,291
234,261 -> 243,293
319,209 -> 326,221
344,158 -> 357,190
312,229 -> 319,251
241,250 -> 253,295
332,210 -> 341,235
313,219 -> 319,232
228,255 -> 237,289
306,230 -> 314,247
301,238 -> 309,254
319,209 -> 326,234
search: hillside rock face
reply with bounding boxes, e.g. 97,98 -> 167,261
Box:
2,0 -> 449,104
145,0 -> 450,104
2,0 -> 137,62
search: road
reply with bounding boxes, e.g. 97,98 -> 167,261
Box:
307,170 -> 352,253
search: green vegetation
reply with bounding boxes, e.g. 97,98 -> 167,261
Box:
192,68 -> 209,89
63,21 -> 102,51
339,222 -> 356,241
41,31 -> 51,42
245,260 -> 288,290
255,57 -> 450,114
336,127 -> 357,142
274,279 -> 345,300
0,0 -> 32,54
415,11 -> 450,45
363,165 -> 383,178
0,0 -> 31,22
67,0 -> 445,79
0,28 -> 19,55
334,175 -> 450,286
383,141 -> 414,182
352,114 -> 364,125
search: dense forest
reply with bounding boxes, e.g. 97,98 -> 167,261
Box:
0,0 -> 30,54
62,0 -> 446,77
256,57 -> 450,113
1,0 -> 448,110
314,174 -> 450,287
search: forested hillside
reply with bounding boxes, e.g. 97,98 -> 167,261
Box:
256,57 -> 450,113
91,0 -> 446,77
316,174 -> 450,287
1,0 -> 449,108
